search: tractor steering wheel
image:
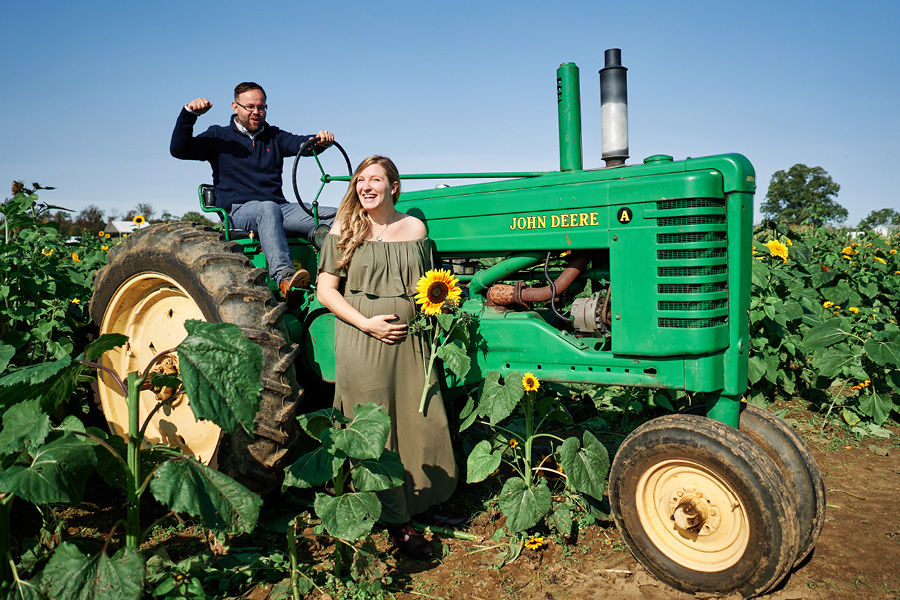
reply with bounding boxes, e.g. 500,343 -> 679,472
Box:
291,137 -> 353,220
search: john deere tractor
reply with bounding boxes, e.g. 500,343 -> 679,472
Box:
89,50 -> 824,597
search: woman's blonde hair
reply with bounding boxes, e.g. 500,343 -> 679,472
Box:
334,155 -> 401,269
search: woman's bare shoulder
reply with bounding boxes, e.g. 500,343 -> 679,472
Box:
397,213 -> 427,239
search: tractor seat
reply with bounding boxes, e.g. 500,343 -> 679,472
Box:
199,185 -> 252,241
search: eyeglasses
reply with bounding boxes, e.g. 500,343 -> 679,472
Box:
235,102 -> 267,113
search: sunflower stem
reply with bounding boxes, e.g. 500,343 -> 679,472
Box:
418,326 -> 439,413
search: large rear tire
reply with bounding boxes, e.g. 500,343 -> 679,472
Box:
89,222 -> 301,493
609,414 -> 800,598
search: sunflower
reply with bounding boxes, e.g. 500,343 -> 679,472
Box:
849,307 -> 859,313
42,248 -> 54,256
522,372 -> 540,392
101,245 -> 109,251
71,252 -> 80,263
71,298 -> 81,305
415,269 -> 461,316
823,301 -> 834,308
524,536 -> 545,550
765,240 -> 788,263
509,438 -> 518,449
105,233 -> 111,239
133,215 -> 146,226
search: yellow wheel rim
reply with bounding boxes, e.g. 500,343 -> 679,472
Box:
97,272 -> 222,465
635,459 -> 750,572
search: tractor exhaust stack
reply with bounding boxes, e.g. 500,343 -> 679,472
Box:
600,48 -> 629,167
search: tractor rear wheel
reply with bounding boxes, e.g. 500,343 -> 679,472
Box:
89,222 -> 301,493
608,414 -> 799,598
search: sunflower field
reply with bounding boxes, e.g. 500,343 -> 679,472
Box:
750,223 -> 900,427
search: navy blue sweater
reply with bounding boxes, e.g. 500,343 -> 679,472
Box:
170,108 -> 323,213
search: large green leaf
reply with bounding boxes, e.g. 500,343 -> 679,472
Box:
864,331 -> 900,367
859,392 -> 895,426
466,440 -> 501,483
551,502 -> 573,537
351,450 -> 405,492
149,457 -> 261,534
457,395 -> 478,433
82,334 -> 128,363
747,355 -> 766,385
802,317 -> 852,349
314,491 -> 381,542
0,343 -> 14,375
176,320 -> 263,436
0,431 -> 97,504
0,400 -> 51,456
0,356 -> 71,388
812,345 -> 858,375
498,477 -> 551,532
558,431 -> 610,500
42,543 -> 143,600
479,371 -> 524,425
1,578 -> 46,600
330,403 -> 390,460
297,407 -> 348,441
283,429 -> 345,489
436,340 -> 471,380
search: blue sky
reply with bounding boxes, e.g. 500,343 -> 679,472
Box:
3,0 -> 898,226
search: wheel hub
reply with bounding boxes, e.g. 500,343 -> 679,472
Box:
635,459 -> 750,572
669,489 -> 720,535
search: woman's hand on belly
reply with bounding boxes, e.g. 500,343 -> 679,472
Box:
364,314 -> 408,345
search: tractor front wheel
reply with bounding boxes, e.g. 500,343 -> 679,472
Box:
609,414 -> 800,598
89,222 -> 301,493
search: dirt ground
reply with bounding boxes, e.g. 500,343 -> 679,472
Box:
381,404 -> 900,600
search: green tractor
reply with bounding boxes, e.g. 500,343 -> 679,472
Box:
89,50 -> 824,597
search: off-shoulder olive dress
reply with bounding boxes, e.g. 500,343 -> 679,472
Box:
318,233 -> 457,523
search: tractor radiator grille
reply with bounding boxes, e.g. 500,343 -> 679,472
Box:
654,198 -> 727,330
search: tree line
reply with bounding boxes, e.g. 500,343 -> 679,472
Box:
761,163 -> 898,230
41,202 -> 216,237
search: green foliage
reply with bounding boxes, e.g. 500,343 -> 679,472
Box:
1,185 -> 107,375
462,371 -> 611,539
0,321 -> 265,597
760,164 -> 846,226
750,224 -> 900,425
283,403 -> 404,545
177,320 -> 263,436
42,544 -> 144,600
149,458 -> 262,534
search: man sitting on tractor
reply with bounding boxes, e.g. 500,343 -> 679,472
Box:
170,81 -> 336,298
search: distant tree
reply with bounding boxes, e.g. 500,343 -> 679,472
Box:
75,205 -> 106,235
135,203 -> 155,220
159,210 -> 175,222
181,211 -> 217,227
858,208 -> 900,230
46,210 -> 77,237
760,164 -> 846,226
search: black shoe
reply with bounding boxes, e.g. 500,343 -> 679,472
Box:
414,508 -> 467,528
387,522 -> 434,560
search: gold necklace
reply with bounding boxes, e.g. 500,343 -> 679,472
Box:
373,212 -> 397,241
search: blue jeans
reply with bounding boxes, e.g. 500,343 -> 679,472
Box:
229,201 -> 337,282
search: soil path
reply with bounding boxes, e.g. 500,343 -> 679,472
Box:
394,429 -> 900,600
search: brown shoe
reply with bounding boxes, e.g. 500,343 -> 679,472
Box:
278,269 -> 310,299
387,522 -> 434,560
